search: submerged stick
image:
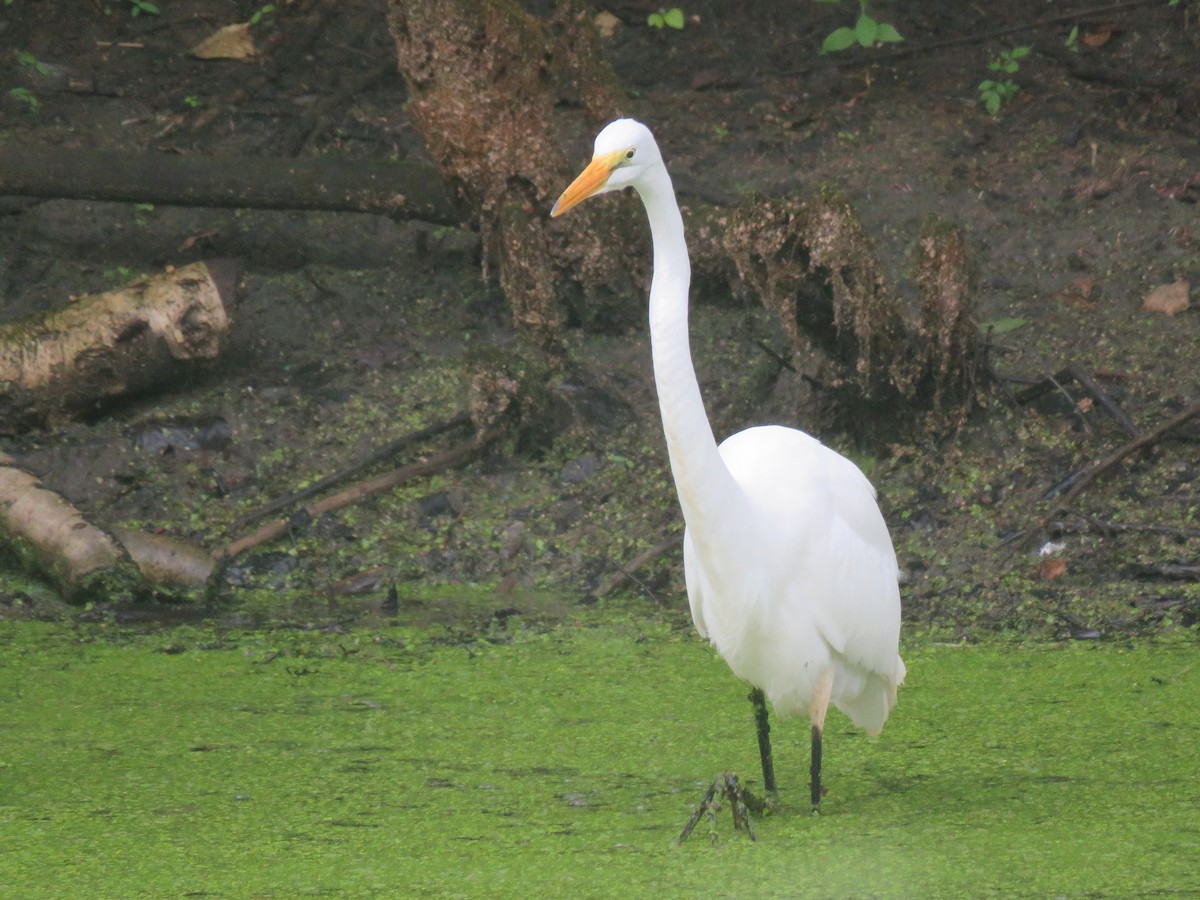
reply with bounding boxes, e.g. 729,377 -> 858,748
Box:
219,430 -> 497,560
234,413 -> 473,528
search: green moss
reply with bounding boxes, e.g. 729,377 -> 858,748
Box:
1,617 -> 1197,896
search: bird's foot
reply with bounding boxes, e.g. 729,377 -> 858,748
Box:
676,772 -> 768,843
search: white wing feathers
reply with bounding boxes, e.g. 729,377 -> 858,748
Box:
683,425 -> 905,734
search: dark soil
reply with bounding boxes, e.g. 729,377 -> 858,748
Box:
2,0 -> 1198,636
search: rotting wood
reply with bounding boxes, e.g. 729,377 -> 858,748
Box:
0,145 -> 469,226
0,453 -> 142,602
0,260 -> 238,430
723,193 -> 983,433
110,526 -> 216,589
388,0 -> 641,350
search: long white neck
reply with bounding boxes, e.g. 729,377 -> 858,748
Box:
636,166 -> 748,552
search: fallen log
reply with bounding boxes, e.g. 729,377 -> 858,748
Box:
0,452 -> 143,602
0,260 -> 237,430
0,144 -> 469,226
110,526 -> 216,590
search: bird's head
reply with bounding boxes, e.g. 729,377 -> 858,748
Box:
551,118 -> 662,217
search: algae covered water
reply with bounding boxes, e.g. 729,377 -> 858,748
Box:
1,613 -> 1197,897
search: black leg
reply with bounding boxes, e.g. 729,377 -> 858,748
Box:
749,688 -> 777,794
810,723 -> 823,809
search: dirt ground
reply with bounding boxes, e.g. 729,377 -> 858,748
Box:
1,0 -> 1198,635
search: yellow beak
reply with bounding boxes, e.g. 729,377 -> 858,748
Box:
551,150 -> 624,217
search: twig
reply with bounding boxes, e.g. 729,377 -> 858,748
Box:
234,413 -> 473,528
1014,364 -> 1139,438
1011,401 -> 1200,549
1062,365 -> 1139,437
753,340 -> 797,373
1049,519 -> 1200,540
1126,563 -> 1200,581
219,430 -> 496,560
588,535 -> 681,602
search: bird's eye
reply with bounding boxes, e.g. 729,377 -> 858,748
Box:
625,149 -> 636,161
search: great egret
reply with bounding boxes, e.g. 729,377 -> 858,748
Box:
552,119 -> 905,813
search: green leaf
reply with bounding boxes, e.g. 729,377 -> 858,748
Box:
980,317 -> 1027,334
875,23 -> 904,43
663,7 -> 685,29
1010,46 -> 1031,59
8,86 -> 39,112
855,14 -> 878,47
17,52 -> 49,75
647,12 -> 663,28
821,27 -> 858,53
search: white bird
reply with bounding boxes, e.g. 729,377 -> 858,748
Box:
552,119 -> 905,812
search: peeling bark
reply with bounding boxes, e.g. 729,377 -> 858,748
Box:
387,0 -> 643,350
724,191 -> 983,434
0,260 -> 237,430
0,453 -> 143,602
110,526 -> 216,590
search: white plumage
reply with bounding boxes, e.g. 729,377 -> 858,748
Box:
553,118 -> 904,807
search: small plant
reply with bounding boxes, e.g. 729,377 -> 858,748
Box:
816,0 -> 903,53
127,0 -> 160,15
9,52 -> 47,113
647,7 -> 684,30
8,87 -> 39,113
978,45 -> 1029,115
16,51 -> 49,76
249,4 -> 276,28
